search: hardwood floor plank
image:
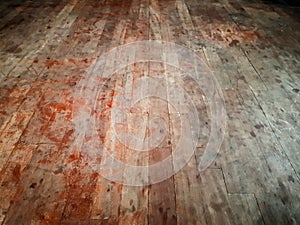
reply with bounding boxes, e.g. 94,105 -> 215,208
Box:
202,46 -> 233,90
227,193 -> 264,225
147,62 -> 177,225
0,111 -> 33,171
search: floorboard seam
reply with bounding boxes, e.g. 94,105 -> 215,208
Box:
248,85 -> 300,183
241,47 -> 268,90
253,193 -> 267,225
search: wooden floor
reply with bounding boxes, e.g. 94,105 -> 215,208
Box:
0,0 -> 300,224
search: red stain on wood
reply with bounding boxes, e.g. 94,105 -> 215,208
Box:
12,164 -> 21,181
67,151 -> 83,163
242,30 -> 260,41
59,165 -> 99,222
117,185 -> 122,193
106,100 -> 113,108
44,60 -> 62,69
60,128 -> 74,146
68,58 -> 77,64
37,159 -> 52,164
44,58 -> 94,69
196,24 -> 262,46
75,29 -> 91,35
229,39 -> 240,46
42,102 -> 73,121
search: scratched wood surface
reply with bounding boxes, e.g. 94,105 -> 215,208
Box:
0,0 -> 300,224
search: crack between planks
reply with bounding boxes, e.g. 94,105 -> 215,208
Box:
253,193 -> 267,225
248,85 -> 300,183
222,0 -> 300,185
220,166 -> 231,195
224,3 -> 268,91
240,47 -> 268,90
162,53 -> 178,225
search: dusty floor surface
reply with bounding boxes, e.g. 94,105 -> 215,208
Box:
0,0 -> 300,224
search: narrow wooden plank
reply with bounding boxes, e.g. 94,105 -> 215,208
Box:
0,79 -> 31,128
173,153 -> 207,225
89,65 -> 125,224
117,62 -> 149,225
147,61 -> 177,225
227,193 -> 264,225
202,46 -> 233,90
0,111 -> 34,171
174,0 -> 195,45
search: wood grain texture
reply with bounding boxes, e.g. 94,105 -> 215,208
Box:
0,0 -> 299,224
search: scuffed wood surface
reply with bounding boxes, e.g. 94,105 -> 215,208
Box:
0,0 -> 300,224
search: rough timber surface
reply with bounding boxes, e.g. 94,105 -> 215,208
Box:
0,0 -> 300,224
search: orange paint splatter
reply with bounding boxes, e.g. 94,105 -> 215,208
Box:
44,60 -> 62,69
67,151 -> 84,163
